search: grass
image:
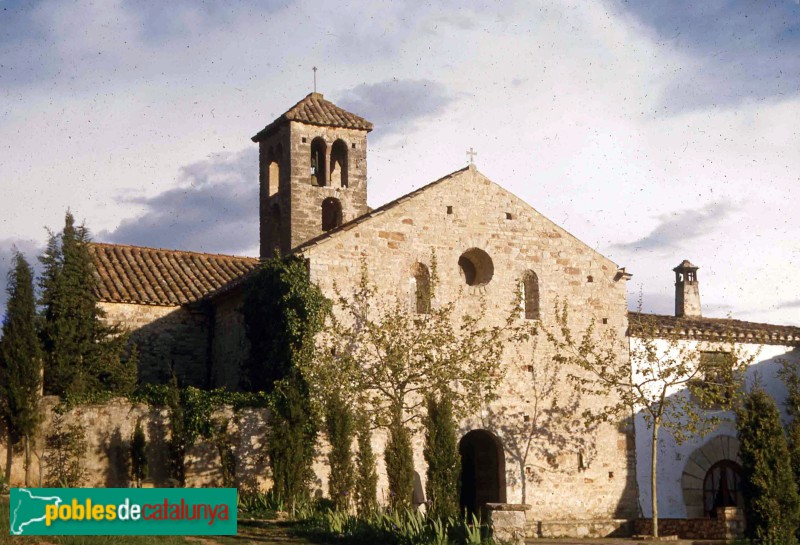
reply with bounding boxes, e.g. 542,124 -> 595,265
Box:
0,496 -> 317,545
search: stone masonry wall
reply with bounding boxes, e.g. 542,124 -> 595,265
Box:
99,302 -> 211,387
210,291 -> 249,390
0,397 -> 271,491
300,166 -> 638,522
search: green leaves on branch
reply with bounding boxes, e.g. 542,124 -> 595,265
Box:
737,388 -> 800,545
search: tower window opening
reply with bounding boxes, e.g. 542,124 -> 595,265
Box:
267,144 -> 282,197
330,139 -> 349,188
321,197 -> 343,231
310,137 -> 327,187
522,270 -> 540,320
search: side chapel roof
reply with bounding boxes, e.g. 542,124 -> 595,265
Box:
89,242 -> 258,306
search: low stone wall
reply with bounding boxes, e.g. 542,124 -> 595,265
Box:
528,519 -> 633,538
633,508 -> 745,540
0,397 -> 271,491
486,503 -> 530,545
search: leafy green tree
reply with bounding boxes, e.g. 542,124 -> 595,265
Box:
38,212 -> 135,398
354,412 -> 378,515
546,304 -> 752,538
737,387 -> 800,544
0,251 -> 43,485
423,393 -> 460,520
325,392 -> 355,511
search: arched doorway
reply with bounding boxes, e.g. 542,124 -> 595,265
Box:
703,460 -> 742,517
459,429 -> 506,516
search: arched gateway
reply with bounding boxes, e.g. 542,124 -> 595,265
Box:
459,429 -> 506,516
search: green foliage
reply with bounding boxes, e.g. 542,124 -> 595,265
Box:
38,212 -> 136,398
165,375 -> 187,487
130,419 -> 148,487
241,257 -> 325,507
307,259 -> 513,432
325,393 -> 355,511
737,387 -> 800,545
241,256 -> 330,392
213,418 -> 237,488
385,410 -> 415,510
268,371 -> 317,508
44,412 -> 88,487
237,490 -> 282,519
424,394 -> 460,520
354,413 -> 378,516
0,251 -> 43,449
296,506 -> 491,545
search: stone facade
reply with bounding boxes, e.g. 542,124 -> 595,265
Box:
99,302 -> 211,387
295,165 -> 638,524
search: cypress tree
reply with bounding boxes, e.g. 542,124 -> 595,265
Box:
0,252 -> 43,485
39,212 -> 134,397
384,408 -> 415,510
325,393 -> 354,510
737,388 -> 800,544
424,393 -> 460,520
268,371 -> 317,508
354,412 -> 377,515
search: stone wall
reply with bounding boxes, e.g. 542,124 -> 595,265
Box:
300,166 -> 638,521
633,508 -> 745,539
100,302 -> 211,387
210,291 -> 249,390
0,397 -> 270,491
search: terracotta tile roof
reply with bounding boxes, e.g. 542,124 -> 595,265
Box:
89,243 -> 259,306
629,312 -> 800,346
252,92 -> 373,141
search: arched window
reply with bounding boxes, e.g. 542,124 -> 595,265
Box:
703,460 -> 742,517
266,203 -> 281,256
321,197 -> 342,231
522,270 -> 540,320
310,137 -> 327,186
411,263 -> 431,314
330,139 -> 348,188
267,144 -> 282,197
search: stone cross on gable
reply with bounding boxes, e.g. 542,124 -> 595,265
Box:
466,147 -> 478,164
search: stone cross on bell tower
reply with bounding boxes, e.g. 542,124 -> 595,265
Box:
674,259 -> 702,318
251,93 -> 373,258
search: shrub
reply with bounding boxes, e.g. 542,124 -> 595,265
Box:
737,387 -> 800,544
44,412 -> 88,487
325,394 -> 355,511
424,394 -> 460,520
385,410 -> 415,510
354,413 -> 378,515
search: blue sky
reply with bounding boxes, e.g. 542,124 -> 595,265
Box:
1,0 -> 799,325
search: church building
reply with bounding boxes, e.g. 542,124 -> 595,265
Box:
82,92 -> 799,538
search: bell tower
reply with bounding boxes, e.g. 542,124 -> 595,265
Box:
673,259 -> 702,318
252,92 -> 373,258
